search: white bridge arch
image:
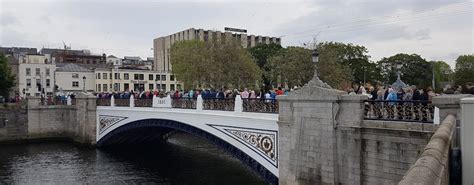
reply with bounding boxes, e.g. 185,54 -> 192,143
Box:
96,105 -> 278,184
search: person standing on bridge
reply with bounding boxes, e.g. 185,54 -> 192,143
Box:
241,88 -> 249,99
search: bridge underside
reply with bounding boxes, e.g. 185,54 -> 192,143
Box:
97,119 -> 278,185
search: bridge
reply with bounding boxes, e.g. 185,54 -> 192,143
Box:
96,95 -> 280,184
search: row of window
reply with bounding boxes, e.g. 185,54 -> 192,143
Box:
25,68 -> 51,76
96,83 -> 179,92
25,79 -> 51,88
96,73 -> 174,81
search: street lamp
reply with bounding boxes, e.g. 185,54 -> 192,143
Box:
310,49 -> 331,88
82,76 -> 86,92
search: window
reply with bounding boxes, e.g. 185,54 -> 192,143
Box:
124,83 -> 129,91
161,84 -> 166,91
103,73 -> 107,79
134,74 -> 139,80
124,73 -> 129,80
114,73 -> 119,79
72,73 -> 79,78
170,75 -> 175,81
114,83 -> 120,91
46,68 -> 50,76
170,84 -> 175,91
149,84 -> 154,90
35,68 -> 40,76
46,79 -> 50,87
72,81 -> 79,87
156,75 -> 160,81
103,84 -> 108,91
139,74 -> 144,80
110,73 -> 112,79
162,75 -> 166,81
36,79 -> 41,87
97,73 -> 101,79
177,84 -> 181,90
26,79 -> 31,87
26,68 -> 31,76
149,74 -> 153,80
98,84 -> 101,92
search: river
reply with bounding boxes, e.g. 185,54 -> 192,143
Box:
0,132 -> 266,184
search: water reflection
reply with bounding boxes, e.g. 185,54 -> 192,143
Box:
0,132 -> 265,184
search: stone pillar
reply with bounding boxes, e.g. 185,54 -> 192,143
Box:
277,83 -> 345,185
130,94 -> 134,107
111,95 -> 115,107
196,95 -> 203,111
234,95 -> 242,113
73,93 -> 97,145
461,97 -> 474,185
432,94 -> 472,122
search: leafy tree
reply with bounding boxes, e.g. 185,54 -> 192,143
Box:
454,54 -> 474,92
431,61 -> 453,90
0,53 -> 15,99
316,44 -> 353,89
265,47 -> 314,88
316,42 -> 381,85
377,53 -> 432,88
170,40 -> 261,89
248,43 -> 282,89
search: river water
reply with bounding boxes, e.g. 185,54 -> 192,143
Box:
0,132 -> 266,184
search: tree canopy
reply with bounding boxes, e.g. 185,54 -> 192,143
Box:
377,53 -> 432,88
265,47 -> 314,88
170,40 -> 261,89
454,54 -> 474,91
0,53 -> 15,98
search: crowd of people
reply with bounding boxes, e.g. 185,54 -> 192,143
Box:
95,87 -> 293,100
347,84 -> 444,102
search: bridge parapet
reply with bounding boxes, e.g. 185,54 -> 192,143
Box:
97,94 -> 279,114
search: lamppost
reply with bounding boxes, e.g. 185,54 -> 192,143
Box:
310,49 -> 331,88
82,76 -> 86,92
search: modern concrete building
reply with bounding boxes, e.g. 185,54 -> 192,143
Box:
94,68 -> 179,93
55,63 -> 95,93
153,28 -> 281,72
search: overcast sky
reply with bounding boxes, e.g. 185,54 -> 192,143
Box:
1,0 -> 473,68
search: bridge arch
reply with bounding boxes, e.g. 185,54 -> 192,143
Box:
97,118 -> 278,184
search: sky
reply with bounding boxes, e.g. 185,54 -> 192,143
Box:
1,0 -> 473,68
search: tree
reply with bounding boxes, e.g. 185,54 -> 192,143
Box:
170,40 -> 261,89
377,53 -> 432,88
431,61 -> 453,90
316,42 -> 381,85
266,47 -> 314,88
454,54 -> 474,92
248,43 -> 282,89
0,53 -> 15,99
316,44 -> 353,89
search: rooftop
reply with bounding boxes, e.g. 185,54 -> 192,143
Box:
56,63 -> 93,72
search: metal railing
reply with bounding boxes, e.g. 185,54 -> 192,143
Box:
203,98 -> 235,111
96,98 -> 111,106
242,98 -> 278,113
114,99 -> 130,107
135,98 -> 152,107
172,97 -> 197,109
364,100 -> 434,123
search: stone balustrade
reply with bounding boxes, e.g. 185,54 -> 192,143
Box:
399,114 -> 456,185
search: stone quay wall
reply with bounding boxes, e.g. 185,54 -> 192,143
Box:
277,81 -> 467,185
399,114 -> 456,185
0,94 -> 97,145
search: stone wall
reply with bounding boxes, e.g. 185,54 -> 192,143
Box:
0,103 -> 28,141
277,84 -> 440,185
0,94 -> 97,145
399,114 -> 456,185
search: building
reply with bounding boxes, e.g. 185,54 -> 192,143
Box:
94,68 -> 179,93
0,47 -> 38,97
55,63 -> 95,93
106,55 -> 122,66
18,54 -> 56,97
40,48 -> 108,68
153,27 -> 281,72
121,56 -> 153,70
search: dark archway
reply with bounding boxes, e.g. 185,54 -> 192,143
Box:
97,119 -> 278,185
